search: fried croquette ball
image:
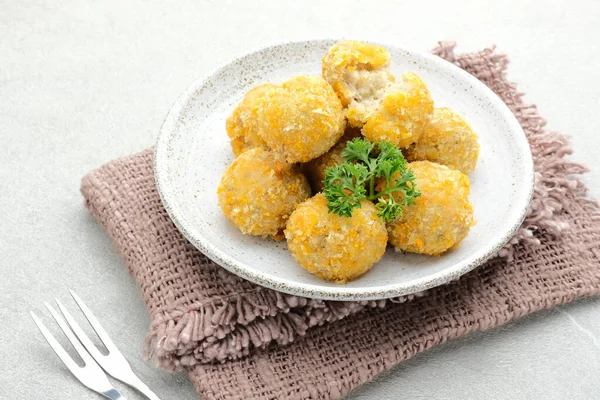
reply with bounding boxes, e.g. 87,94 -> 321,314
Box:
253,75 -> 345,163
226,83 -> 274,156
322,40 -> 394,127
382,161 -> 474,255
363,72 -> 434,149
405,107 -> 480,174
217,148 -> 311,239
284,193 -> 388,283
301,127 -> 362,193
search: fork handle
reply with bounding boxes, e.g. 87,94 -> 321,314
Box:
125,374 -> 161,400
102,388 -> 127,400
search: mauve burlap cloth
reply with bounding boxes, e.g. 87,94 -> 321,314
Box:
81,42 -> 600,399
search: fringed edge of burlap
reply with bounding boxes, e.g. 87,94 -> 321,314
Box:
143,287 -> 424,370
142,42 -> 599,371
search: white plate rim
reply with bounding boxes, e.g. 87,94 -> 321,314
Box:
154,39 -> 535,300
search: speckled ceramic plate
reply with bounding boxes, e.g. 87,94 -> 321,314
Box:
155,39 -> 534,301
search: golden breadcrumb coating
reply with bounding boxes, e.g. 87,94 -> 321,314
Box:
285,194 -> 388,283
363,72 -> 434,149
381,161 -> 474,255
226,83 -> 274,156
301,127 -> 362,193
254,75 -> 345,163
322,40 -> 394,127
217,148 -> 311,239
405,107 -> 480,174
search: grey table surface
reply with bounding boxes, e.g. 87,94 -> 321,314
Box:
2,0 -> 600,399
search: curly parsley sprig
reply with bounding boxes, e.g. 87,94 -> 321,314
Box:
323,138 -> 420,222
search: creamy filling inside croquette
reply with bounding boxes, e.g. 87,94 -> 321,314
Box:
345,68 -> 391,119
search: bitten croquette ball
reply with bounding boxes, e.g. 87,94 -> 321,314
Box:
382,161 -> 474,255
217,148 -> 311,239
284,194 -> 388,283
322,40 -> 394,127
253,75 -> 346,163
226,83 -> 274,156
405,107 -> 480,174
363,72 -> 434,149
301,127 -> 362,193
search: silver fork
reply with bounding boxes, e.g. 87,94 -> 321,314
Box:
30,290 -> 161,400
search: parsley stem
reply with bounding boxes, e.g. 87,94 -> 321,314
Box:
366,186 -> 401,200
368,159 -> 377,198
366,193 -> 382,200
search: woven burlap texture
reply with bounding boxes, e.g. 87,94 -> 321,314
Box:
81,42 -> 600,399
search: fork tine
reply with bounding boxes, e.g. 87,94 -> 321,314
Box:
69,290 -> 119,353
30,311 -> 81,373
68,291 -> 162,400
44,302 -> 96,366
32,306 -> 127,399
56,298 -> 105,361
